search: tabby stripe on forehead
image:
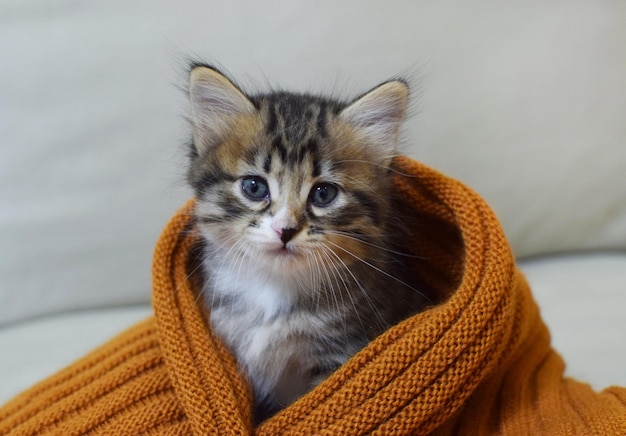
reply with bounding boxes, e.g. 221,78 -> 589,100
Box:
272,136 -> 288,163
307,138 -> 319,154
243,147 -> 257,166
280,98 -> 306,120
295,144 -> 307,165
316,103 -> 328,137
306,138 -> 321,177
312,159 -> 322,178
263,153 -> 272,173
266,103 -> 278,134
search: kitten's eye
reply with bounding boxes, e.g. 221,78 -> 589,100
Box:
310,183 -> 339,207
241,176 -> 269,201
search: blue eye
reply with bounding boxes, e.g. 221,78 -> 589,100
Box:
310,183 -> 339,207
241,176 -> 269,201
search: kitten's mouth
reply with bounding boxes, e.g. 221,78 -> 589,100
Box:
256,241 -> 304,265
274,246 -> 296,257
267,243 -> 300,260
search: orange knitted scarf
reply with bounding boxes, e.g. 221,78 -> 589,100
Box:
1,156 -> 624,435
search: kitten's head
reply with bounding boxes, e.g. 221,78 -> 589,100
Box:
187,65 -> 408,280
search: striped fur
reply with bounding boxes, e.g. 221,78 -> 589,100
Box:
186,65 -> 428,421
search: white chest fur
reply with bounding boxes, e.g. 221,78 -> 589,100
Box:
206,262 -> 327,406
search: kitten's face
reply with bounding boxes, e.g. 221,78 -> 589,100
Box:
187,66 -> 408,280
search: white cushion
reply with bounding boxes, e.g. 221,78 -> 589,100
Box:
0,306 -> 151,405
1,2 -> 624,326
519,253 -> 626,390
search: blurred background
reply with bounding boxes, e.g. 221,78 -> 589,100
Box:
1,0 -> 625,402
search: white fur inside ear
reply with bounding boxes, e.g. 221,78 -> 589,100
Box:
340,81 -> 408,161
189,67 -> 255,153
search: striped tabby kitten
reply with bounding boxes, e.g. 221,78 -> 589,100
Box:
186,64 -> 428,420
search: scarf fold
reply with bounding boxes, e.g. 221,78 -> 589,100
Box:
1,156 -> 624,435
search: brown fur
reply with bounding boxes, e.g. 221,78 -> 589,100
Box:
185,65 -> 427,421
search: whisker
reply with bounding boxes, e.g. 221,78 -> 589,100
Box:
323,230 -> 425,259
317,246 -> 363,335
209,237 -> 247,308
318,244 -> 388,332
304,248 -> 323,310
325,240 -> 432,305
317,249 -> 343,325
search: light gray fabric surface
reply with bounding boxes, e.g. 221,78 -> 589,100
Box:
1,0 -> 625,324
1,0 -> 624,405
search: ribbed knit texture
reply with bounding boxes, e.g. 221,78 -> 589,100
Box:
1,156 -> 624,435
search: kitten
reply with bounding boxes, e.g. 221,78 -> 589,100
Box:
186,64 -> 428,421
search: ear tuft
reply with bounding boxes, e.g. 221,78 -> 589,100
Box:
189,66 -> 255,154
340,80 -> 409,162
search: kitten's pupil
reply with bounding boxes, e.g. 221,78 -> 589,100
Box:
310,183 -> 338,207
241,176 -> 269,201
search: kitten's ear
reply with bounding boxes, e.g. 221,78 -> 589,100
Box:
189,66 -> 256,154
340,80 -> 408,163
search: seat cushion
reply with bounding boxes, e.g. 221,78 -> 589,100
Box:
2,1 -> 625,327
519,252 -> 626,390
0,306 -> 151,405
